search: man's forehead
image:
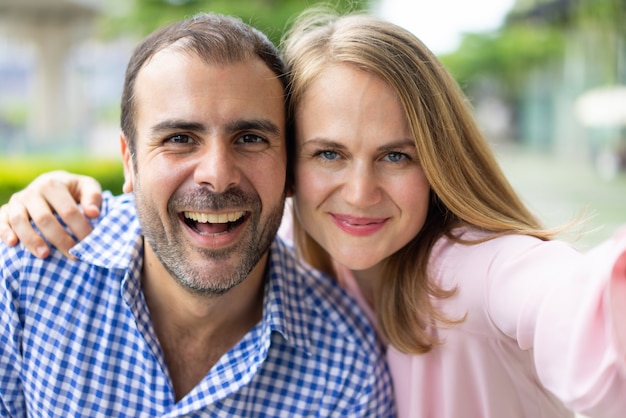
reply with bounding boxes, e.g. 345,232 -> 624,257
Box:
137,48 -> 283,95
132,49 -> 286,135
139,46 -> 203,78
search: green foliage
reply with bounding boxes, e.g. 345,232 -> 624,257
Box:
440,24 -> 565,97
573,0 -> 626,33
0,157 -> 124,205
99,0 -> 369,45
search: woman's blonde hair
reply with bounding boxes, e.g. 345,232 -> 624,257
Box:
282,9 -> 556,354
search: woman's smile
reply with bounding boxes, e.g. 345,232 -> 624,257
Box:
330,213 -> 389,237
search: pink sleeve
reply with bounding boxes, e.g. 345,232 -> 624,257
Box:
531,228 -> 626,416
609,235 -> 626,359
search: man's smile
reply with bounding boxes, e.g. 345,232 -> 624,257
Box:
182,210 -> 247,235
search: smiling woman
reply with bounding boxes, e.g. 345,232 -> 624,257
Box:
293,63 -> 431,272
282,10 -> 626,418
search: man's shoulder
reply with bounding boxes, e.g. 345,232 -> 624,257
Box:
88,191 -> 139,243
70,192 -> 141,268
97,191 -> 136,223
1,192 -> 140,280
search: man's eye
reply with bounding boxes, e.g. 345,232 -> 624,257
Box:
167,134 -> 193,144
236,134 -> 265,144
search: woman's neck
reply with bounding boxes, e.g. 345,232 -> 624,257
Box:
350,264 -> 383,310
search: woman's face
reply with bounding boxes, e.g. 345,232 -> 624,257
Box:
294,63 -> 430,271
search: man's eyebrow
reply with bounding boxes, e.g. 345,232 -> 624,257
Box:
149,119 -> 282,137
150,120 -> 207,134
225,119 -> 282,136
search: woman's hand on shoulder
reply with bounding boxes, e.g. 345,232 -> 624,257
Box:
0,170 -> 103,259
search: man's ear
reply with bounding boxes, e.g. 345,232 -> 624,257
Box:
120,133 -> 134,193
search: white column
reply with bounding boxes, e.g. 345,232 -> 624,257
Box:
28,21 -> 74,144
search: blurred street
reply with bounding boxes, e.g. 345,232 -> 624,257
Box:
494,143 -> 626,250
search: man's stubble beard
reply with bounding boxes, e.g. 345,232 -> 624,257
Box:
134,181 -> 285,297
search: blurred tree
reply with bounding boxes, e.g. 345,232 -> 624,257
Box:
98,0 -> 369,45
440,26 -> 564,99
440,0 -> 625,96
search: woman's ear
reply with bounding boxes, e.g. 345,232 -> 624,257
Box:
120,133 -> 134,193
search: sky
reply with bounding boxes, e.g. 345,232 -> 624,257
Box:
375,0 -> 516,54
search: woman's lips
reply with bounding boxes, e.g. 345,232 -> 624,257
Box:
330,213 -> 388,237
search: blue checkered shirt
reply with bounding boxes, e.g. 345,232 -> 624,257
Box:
0,193 -> 395,417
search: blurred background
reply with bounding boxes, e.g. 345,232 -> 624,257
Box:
0,0 -> 625,250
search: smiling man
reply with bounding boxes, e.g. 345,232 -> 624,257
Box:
0,13 -> 393,417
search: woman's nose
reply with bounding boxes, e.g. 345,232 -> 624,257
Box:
341,163 -> 382,208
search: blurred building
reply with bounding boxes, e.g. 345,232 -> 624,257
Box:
0,0 -> 130,156
508,0 -> 626,176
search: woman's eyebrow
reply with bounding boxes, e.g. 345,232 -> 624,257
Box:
377,138 -> 415,152
300,138 -> 346,148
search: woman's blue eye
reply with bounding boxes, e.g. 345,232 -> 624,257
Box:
318,150 -> 339,160
385,152 -> 407,163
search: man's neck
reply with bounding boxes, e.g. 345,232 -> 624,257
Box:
141,247 -> 267,401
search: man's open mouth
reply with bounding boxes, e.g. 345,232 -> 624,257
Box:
182,210 -> 246,235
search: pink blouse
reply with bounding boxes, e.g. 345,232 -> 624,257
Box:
279,203 -> 626,417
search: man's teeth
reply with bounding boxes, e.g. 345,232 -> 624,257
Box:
184,211 -> 244,224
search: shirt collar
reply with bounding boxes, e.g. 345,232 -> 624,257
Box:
261,238 -> 313,356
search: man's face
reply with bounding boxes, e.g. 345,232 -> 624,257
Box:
122,48 -> 287,295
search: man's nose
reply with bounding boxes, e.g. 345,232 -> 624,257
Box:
193,141 -> 241,192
